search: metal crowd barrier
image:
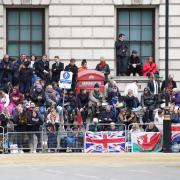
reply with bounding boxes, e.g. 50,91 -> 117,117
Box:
0,126 -> 4,153
86,123 -> 126,132
127,123 -> 163,152
1,123 -> 179,153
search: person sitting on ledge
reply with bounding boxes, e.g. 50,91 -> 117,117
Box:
128,50 -> 142,76
143,56 -> 157,77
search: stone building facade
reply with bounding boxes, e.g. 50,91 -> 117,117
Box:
0,0 -> 180,86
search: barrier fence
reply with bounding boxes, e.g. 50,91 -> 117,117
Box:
0,123 -> 179,153
0,126 -> 4,153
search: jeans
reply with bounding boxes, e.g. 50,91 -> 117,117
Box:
19,81 -> 31,94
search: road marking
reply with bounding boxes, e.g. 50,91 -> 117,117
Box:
75,173 -> 100,179
45,169 -> 65,174
128,169 -> 152,174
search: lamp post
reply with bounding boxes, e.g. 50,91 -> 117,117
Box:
163,0 -> 172,153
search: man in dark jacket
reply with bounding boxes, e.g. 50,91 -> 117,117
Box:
141,87 -> 156,122
30,84 -> 45,107
35,54 -> 50,83
51,56 -> 64,83
0,54 -> 13,88
161,74 -> 177,93
124,89 -> 140,110
115,33 -> 128,76
13,54 -> 26,86
19,60 -> 33,94
64,58 -> 78,91
129,50 -> 142,76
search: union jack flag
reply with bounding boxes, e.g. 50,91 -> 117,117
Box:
85,131 -> 126,153
172,124 -> 180,143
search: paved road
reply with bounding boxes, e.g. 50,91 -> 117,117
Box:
0,153 -> 180,180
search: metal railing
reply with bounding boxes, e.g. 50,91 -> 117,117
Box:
0,126 -> 4,153
0,123 -> 179,153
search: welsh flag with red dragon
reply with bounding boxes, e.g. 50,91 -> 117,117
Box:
131,132 -> 163,152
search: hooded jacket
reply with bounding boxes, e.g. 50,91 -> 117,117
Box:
10,88 -> 24,106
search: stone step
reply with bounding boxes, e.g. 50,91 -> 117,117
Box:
113,76 -> 150,95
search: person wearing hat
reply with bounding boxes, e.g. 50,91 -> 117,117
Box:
128,50 -> 142,76
30,84 -> 45,115
88,83 -> 103,118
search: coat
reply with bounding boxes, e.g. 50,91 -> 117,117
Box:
64,64 -> 78,82
45,89 -> 60,107
10,88 -> 24,106
143,62 -> 157,76
19,67 -> 33,82
115,40 -> 128,57
129,55 -> 141,66
30,88 -> 45,107
77,93 -> 89,109
161,80 -> 177,92
95,63 -> 110,83
0,60 -> 13,83
51,62 -> 64,82
147,80 -> 159,95
35,59 -> 50,80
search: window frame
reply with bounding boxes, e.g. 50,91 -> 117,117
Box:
116,8 -> 155,62
6,8 -> 45,59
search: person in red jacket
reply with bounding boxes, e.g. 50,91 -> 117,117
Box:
143,56 -> 157,77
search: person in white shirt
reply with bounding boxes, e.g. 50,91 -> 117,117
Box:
124,80 -> 139,98
154,109 -> 164,133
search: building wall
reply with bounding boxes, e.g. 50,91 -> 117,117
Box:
0,0 -> 180,86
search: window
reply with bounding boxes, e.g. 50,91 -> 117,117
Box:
117,9 -> 155,63
7,9 -> 45,59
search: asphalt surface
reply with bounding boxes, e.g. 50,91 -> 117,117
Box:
0,153 -> 180,180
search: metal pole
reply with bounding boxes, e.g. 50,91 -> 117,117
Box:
163,0 -> 172,153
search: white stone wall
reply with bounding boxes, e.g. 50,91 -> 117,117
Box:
0,0 -> 180,86
48,0 -> 115,71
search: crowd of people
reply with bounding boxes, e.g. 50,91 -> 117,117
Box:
0,35 -> 179,152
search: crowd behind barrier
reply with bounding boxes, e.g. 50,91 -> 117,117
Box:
0,52 -> 180,153
0,122 -> 179,153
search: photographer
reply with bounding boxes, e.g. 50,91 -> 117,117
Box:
0,54 -> 13,88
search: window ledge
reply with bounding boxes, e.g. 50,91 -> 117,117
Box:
113,0 -> 161,5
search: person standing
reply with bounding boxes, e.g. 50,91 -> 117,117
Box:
0,54 -> 13,88
51,56 -> 64,83
65,58 -> 78,91
35,54 -> 50,83
115,33 -> 128,76
147,73 -> 159,95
